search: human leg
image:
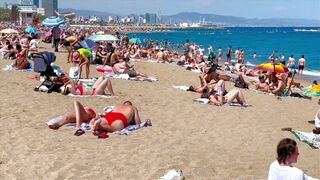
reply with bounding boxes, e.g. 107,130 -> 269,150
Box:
94,78 -> 115,96
85,62 -> 90,78
74,101 -> 89,129
48,112 -> 76,129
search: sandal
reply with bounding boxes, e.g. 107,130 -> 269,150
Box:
74,129 -> 85,136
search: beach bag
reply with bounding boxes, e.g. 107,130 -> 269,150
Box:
234,80 -> 248,89
69,66 -> 80,79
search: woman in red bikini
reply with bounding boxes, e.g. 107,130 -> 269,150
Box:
61,76 -> 115,96
48,101 -> 143,136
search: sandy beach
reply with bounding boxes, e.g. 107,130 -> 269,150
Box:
0,44 -> 319,179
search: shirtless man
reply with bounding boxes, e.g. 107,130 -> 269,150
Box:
298,55 -> 306,75
255,75 -> 269,93
287,55 -> 296,70
62,35 -> 80,63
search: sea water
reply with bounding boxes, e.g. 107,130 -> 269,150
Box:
129,27 -> 320,79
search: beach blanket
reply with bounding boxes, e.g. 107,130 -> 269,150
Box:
104,72 -> 158,82
46,106 -> 150,136
194,98 -> 251,107
2,64 -> 33,72
172,85 -> 190,91
67,94 -> 116,99
289,130 -> 320,149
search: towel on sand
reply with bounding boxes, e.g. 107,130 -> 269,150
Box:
194,98 -> 251,107
46,106 -> 150,135
67,94 -> 116,99
104,72 -> 158,82
159,169 -> 184,180
289,130 -> 320,149
172,85 -> 190,91
2,64 -> 33,72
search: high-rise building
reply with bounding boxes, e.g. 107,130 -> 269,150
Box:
20,0 -> 33,5
40,0 -> 58,17
33,0 -> 39,7
145,13 -> 157,24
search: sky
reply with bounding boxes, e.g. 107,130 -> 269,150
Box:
2,0 -> 320,20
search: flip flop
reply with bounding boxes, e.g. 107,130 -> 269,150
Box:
74,129 -> 85,136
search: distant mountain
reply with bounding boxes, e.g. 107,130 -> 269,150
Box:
163,12 -> 320,27
59,8 -> 120,19
60,9 -> 320,27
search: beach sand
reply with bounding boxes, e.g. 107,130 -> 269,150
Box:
0,44 -> 319,179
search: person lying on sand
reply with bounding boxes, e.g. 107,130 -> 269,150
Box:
313,100 -> 320,134
90,101 -> 143,134
61,76 -> 115,96
208,80 -> 247,106
48,101 -> 147,136
187,75 -> 213,94
112,56 -> 149,78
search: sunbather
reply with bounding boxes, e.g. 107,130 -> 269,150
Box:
255,75 -> 270,93
269,73 -> 286,96
91,101 -> 142,133
313,100 -> 320,134
208,80 -> 247,106
187,75 -> 212,94
48,101 -> 97,135
61,76 -> 115,96
112,57 -> 148,78
268,138 -> 319,180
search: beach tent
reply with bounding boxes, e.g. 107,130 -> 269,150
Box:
129,38 -> 142,44
0,28 -> 19,34
25,27 -> 38,33
88,34 -> 119,42
42,16 -> 65,27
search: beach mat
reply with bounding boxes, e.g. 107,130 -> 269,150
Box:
172,85 -> 190,91
283,129 -> 320,149
46,106 -> 151,136
194,98 -> 251,107
2,64 -> 33,72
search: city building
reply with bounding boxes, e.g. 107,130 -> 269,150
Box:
40,0 -> 58,17
145,13 -> 157,24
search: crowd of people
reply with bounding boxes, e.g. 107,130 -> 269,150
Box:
0,23 -> 318,179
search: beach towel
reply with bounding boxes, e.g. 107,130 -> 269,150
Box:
194,98 -> 251,107
289,130 -> 320,149
172,85 -> 190,91
96,65 -> 113,73
46,106 -> 151,136
104,72 -> 158,82
67,94 -> 116,99
159,169 -> 185,180
2,64 -> 33,72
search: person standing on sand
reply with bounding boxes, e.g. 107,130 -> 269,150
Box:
183,39 -> 190,62
226,45 -> 232,63
298,55 -> 306,75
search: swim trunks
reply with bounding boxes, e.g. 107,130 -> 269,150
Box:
103,112 -> 128,128
298,65 -> 304,70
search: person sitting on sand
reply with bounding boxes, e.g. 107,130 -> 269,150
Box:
61,76 -> 115,96
208,80 -> 247,106
286,72 -> 303,90
255,75 -> 270,93
267,138 -> 319,180
269,73 -> 286,96
112,57 -> 148,78
210,67 -> 248,88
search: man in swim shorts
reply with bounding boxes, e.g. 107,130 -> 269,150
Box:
91,101 -> 142,133
298,55 -> 306,75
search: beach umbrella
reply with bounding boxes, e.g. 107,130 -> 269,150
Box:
255,62 -> 289,73
79,39 -> 97,51
0,28 -> 19,34
25,27 -> 38,33
96,31 -> 105,35
88,34 -> 119,42
129,38 -> 142,44
42,16 -> 65,27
